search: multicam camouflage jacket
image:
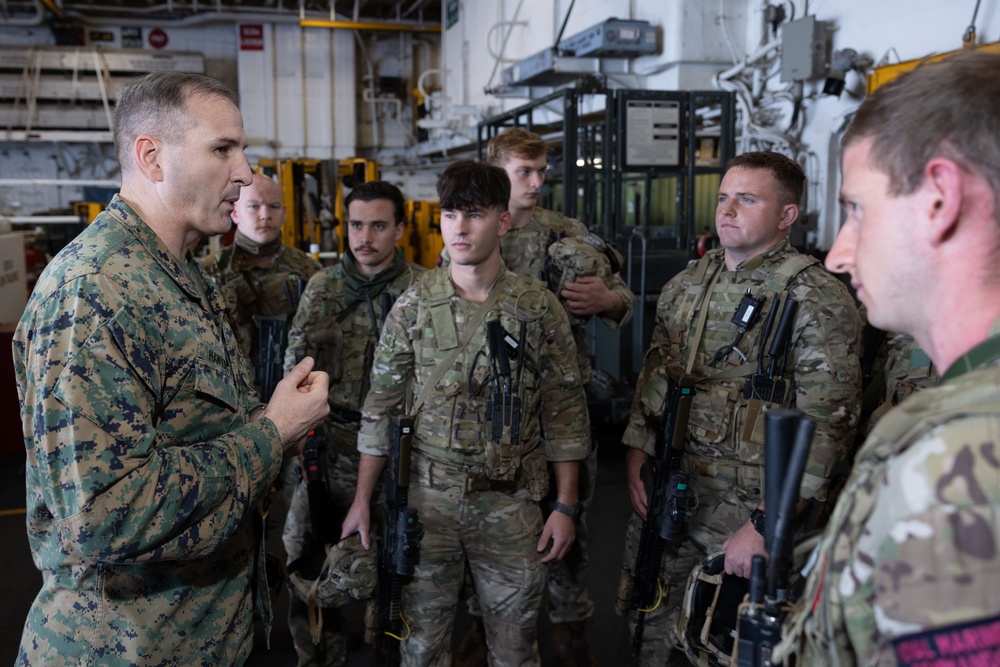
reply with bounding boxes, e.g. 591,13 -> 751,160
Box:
356,264 -> 590,500
778,319 -> 1000,666
13,195 -> 283,666
622,239 -> 862,503
201,241 -> 320,381
442,207 -> 634,383
284,254 -> 425,439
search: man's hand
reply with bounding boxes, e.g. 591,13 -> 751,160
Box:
721,520 -> 766,578
626,448 -> 650,519
537,512 -> 576,563
340,501 -> 372,549
560,276 -> 624,319
263,356 -> 330,458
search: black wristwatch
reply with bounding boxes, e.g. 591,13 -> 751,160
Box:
552,501 -> 581,522
750,508 -> 766,536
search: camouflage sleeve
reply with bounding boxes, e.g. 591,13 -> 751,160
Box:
284,269 -> 329,375
561,216 -> 635,330
600,272 -> 636,331
788,274 -> 863,500
849,416 -> 1000,661
19,274 -> 282,564
620,279 -> 680,457
357,287 -> 417,456
537,290 -> 591,461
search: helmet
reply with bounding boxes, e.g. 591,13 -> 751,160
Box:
674,551 -> 747,667
675,534 -> 821,667
287,533 -> 378,608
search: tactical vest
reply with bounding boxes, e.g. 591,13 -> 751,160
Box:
775,359 -> 1000,665
208,245 -> 315,362
303,265 -> 423,422
408,269 -> 551,500
640,245 -> 819,477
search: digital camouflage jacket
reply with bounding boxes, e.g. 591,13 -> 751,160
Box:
14,195 -> 283,666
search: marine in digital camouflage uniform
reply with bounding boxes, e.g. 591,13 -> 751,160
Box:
619,151 -> 862,666
281,181 -> 425,666
443,128 -> 634,666
13,72 -> 329,666
340,160 -> 590,667
774,48 -> 1000,667
201,174 -> 321,401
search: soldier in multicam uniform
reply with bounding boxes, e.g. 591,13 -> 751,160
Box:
775,49 -> 1000,667
340,159 -> 591,667
445,127 -> 634,667
619,151 -> 862,666
201,173 -> 321,400
282,181 -> 425,666
12,71 -> 330,666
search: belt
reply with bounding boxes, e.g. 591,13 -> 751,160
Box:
682,457 -> 742,483
410,450 -> 520,495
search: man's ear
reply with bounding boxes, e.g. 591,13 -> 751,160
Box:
924,157 -> 963,246
498,209 -> 512,237
394,221 -> 405,243
134,135 -> 164,181
778,203 -> 799,231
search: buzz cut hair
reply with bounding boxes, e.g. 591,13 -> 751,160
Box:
113,71 -> 238,175
724,151 -> 806,207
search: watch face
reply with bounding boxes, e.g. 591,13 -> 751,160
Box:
751,510 -> 766,535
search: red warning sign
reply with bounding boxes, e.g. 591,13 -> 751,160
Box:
148,28 -> 168,49
240,25 -> 264,51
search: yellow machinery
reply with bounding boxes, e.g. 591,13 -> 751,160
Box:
405,200 -> 443,269
73,201 -> 103,224
256,157 -> 368,255
255,157 -> 436,267
867,41 -> 1000,93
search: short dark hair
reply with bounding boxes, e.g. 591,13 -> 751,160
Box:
725,151 -> 805,207
843,48 -> 1000,198
114,71 -> 238,174
436,159 -> 511,212
343,181 -> 407,224
485,127 -> 549,166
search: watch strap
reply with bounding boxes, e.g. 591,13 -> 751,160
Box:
552,501 -> 581,522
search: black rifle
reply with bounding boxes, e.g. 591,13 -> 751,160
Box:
735,409 -> 815,667
744,298 -> 799,404
626,375 -> 695,656
369,416 -> 424,664
285,430 -> 345,581
254,313 -> 288,402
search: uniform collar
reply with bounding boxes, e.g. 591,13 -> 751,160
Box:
940,313 -> 1000,382
105,194 -> 211,303
732,238 -> 791,272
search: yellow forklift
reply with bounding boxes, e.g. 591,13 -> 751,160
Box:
256,157 -> 441,269
256,157 -> 379,258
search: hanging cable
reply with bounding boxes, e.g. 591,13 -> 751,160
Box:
964,0 -> 982,45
